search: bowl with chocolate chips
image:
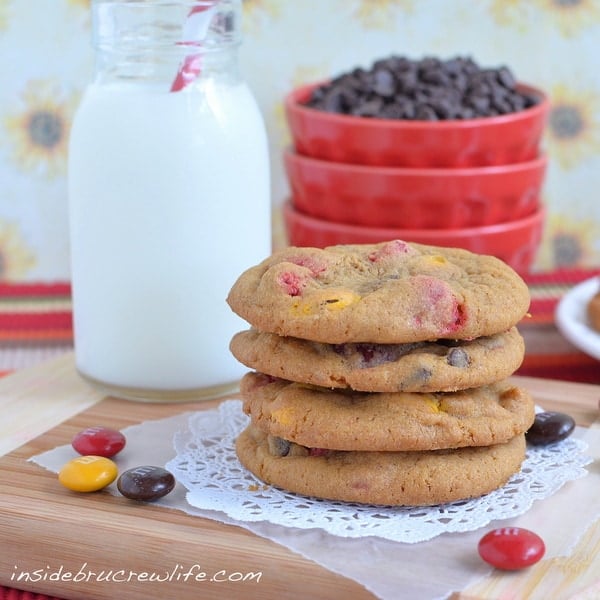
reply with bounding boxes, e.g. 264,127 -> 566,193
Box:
284,55 -> 548,168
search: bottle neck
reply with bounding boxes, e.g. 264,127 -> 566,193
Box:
91,0 -> 241,87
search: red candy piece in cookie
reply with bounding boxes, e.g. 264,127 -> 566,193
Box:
278,272 -> 305,296
452,302 -> 468,331
368,239 -> 413,262
246,372 -> 280,389
277,254 -> 327,296
308,447 -> 330,457
286,255 -> 327,275
413,276 -> 468,334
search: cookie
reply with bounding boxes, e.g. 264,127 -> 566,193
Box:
226,240 -> 530,344
240,372 -> 535,451
236,424 -> 526,506
230,326 -> 524,392
587,287 -> 600,332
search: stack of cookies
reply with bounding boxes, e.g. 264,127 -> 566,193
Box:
226,240 -> 535,506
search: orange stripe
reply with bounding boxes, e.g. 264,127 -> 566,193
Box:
0,330 -> 73,341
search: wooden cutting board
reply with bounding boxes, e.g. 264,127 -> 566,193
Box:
0,354 -> 599,600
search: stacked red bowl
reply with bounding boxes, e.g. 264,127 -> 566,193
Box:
283,57 -> 549,274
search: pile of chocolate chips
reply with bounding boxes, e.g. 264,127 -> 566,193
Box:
304,55 -> 540,121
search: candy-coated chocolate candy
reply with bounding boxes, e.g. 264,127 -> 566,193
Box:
478,527 -> 545,570
526,411 -> 575,446
72,426 -> 126,458
117,466 -> 175,501
58,456 -> 118,492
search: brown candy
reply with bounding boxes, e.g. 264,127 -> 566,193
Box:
117,466 -> 175,501
525,412 -> 575,446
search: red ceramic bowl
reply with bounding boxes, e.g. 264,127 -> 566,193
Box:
285,82 -> 549,168
285,149 -> 546,229
283,201 -> 545,274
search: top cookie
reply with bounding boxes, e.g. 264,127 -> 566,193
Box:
226,240 -> 530,343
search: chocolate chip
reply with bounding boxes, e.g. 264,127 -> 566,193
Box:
268,436 -> 291,457
430,98 -> 457,119
457,107 -> 476,119
415,105 -> 438,120
467,95 -> 491,113
421,68 -> 450,87
414,367 -> 433,382
380,103 -> 406,119
372,68 -> 396,97
321,89 -> 346,113
446,347 -> 470,368
497,66 -> 516,89
352,97 -> 385,117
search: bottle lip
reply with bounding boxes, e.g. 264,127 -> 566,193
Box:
91,0 -> 242,52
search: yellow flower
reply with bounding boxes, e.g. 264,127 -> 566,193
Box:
0,0 -> 10,31
534,0 -> 600,37
67,0 -> 90,9
353,0 -> 414,29
0,221 -> 36,280
545,84 -> 600,170
242,0 -> 281,32
490,0 -> 600,37
243,0 -> 280,13
537,212 -> 598,269
4,79 -> 79,179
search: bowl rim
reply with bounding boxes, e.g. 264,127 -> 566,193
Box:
284,147 -> 548,177
285,81 -> 549,130
284,200 -> 545,237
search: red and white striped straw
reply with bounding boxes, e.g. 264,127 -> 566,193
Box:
170,3 -> 217,92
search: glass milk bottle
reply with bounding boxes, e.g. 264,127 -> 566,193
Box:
68,0 -> 270,401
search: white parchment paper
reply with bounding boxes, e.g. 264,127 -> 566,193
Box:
30,402 -> 600,600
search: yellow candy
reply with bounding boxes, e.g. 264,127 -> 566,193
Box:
419,255 -> 447,266
271,407 -> 294,426
323,290 -> 360,311
58,455 -> 118,492
291,289 -> 360,316
422,396 -> 444,413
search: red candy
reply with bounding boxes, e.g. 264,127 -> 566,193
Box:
286,255 -> 327,275
478,527 -> 545,570
72,426 -> 126,458
278,272 -> 305,296
368,239 -> 412,262
308,447 -> 330,457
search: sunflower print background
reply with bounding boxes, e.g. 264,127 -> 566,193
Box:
0,0 -> 599,281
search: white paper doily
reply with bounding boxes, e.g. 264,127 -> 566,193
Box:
167,400 -> 591,544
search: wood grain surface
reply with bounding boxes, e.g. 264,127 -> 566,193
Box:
0,356 -> 599,600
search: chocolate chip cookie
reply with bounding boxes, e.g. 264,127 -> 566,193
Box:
226,240 -> 530,343
587,285 -> 600,332
236,424 -> 526,506
230,326 -> 524,392
240,372 -> 534,451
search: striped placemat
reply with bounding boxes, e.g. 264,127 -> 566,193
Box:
518,269 -> 600,384
0,272 -> 598,383
0,283 -> 72,377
